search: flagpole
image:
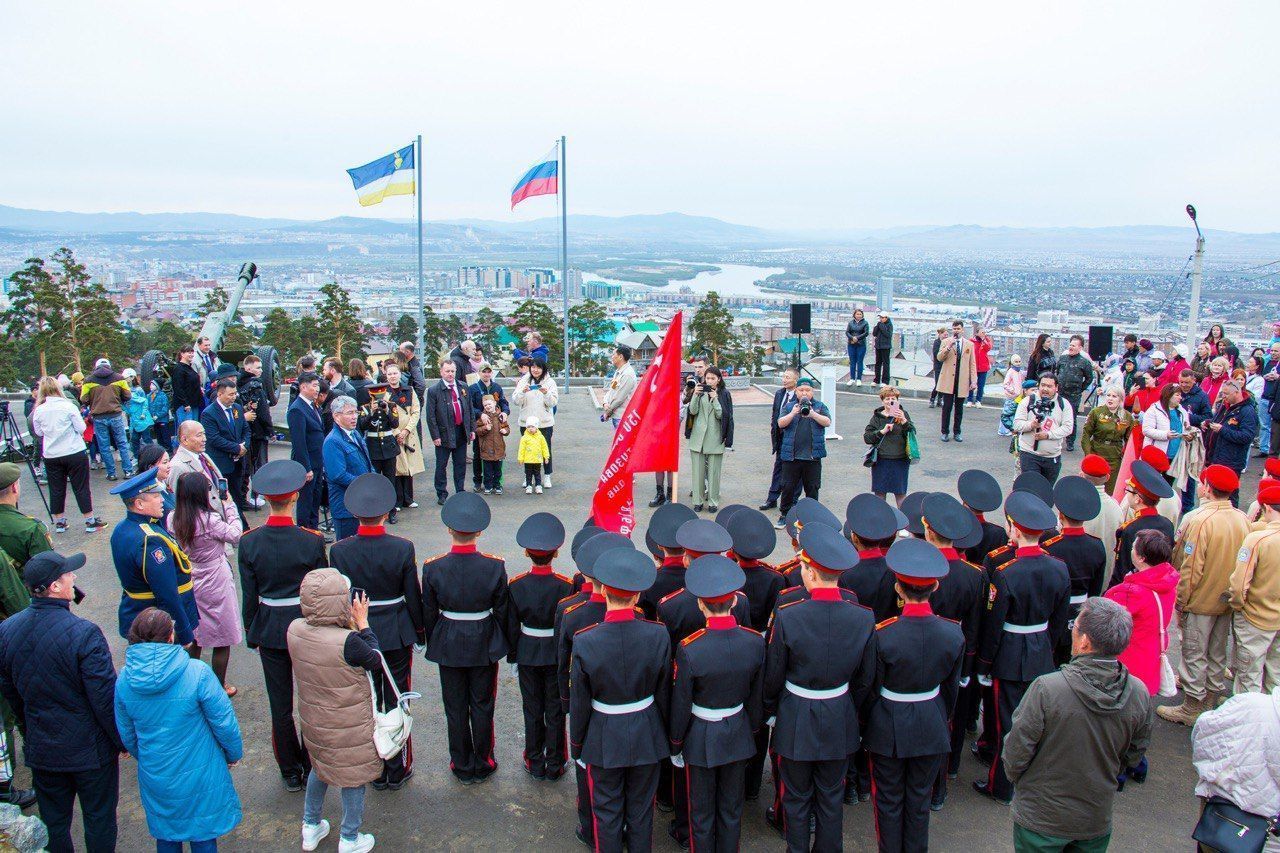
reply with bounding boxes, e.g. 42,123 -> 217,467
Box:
560,135 -> 569,392
415,134 -> 425,356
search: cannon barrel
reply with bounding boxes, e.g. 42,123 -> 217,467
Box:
198,262 -> 257,351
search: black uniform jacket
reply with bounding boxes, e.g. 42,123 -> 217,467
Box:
421,544 -> 509,667
670,616 -> 765,767
1044,528 -> 1108,603
933,548 -> 986,678
964,515 -> 1008,566
777,554 -> 803,590
1113,509 -> 1175,587
864,604 -> 964,758
975,546 -> 1071,681
558,594 -> 607,709
640,557 -> 686,619
329,526 -> 423,651
838,548 -> 899,623
506,565 -> 574,666
570,610 -> 672,768
764,587 -> 877,761
738,560 -> 786,632
239,517 -> 327,649
656,589 -> 751,649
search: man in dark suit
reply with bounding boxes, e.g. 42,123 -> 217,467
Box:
286,372 -> 326,529
760,368 -> 798,511
321,395 -> 373,541
199,376 -> 252,525
425,360 -> 475,506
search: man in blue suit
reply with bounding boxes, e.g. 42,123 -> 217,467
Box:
321,395 -> 372,541
199,376 -> 252,526
287,372 -> 326,529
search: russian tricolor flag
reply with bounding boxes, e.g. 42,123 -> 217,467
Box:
511,145 -> 559,208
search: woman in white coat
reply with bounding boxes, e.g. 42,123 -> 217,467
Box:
512,358 -> 558,487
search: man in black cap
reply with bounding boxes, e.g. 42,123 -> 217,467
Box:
556,530 -> 634,846
764,524 -> 876,849
973,491 -> 1071,805
840,494 -> 902,623
570,548 -> 672,853
238,459 -> 326,790
1112,460 -> 1175,587
669,555 -> 765,853
777,498 -> 842,589
1043,476 -> 1107,665
639,503 -> 698,618
328,472 -> 423,790
866,538 -> 964,852
422,492 -> 509,784
506,512 -> 573,782
919,492 -> 986,810
958,470 -> 1008,565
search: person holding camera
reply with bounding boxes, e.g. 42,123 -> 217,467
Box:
199,378 -> 254,527
685,366 -> 734,513
381,363 -> 423,512
774,378 -> 831,528
237,355 -> 274,510
357,384 -> 402,524
863,385 -> 915,506
936,319 -> 978,442
1013,374 -> 1074,484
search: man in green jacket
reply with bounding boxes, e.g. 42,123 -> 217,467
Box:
0,464 -> 51,574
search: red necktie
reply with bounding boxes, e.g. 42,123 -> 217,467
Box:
450,384 -> 462,426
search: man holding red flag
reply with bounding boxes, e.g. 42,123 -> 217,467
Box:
592,314 -> 685,535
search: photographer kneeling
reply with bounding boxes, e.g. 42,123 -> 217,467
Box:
357,384 -> 402,523
774,378 -> 831,528
1013,374 -> 1074,485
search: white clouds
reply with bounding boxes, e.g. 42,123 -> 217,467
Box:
2,0 -> 1276,230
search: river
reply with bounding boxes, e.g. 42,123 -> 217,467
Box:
588,261 -> 786,298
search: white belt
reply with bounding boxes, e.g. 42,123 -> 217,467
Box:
785,681 -> 849,701
1069,594 -> 1087,605
521,624 -> 555,638
259,596 -> 300,607
1003,621 -> 1049,634
442,609 -> 492,621
691,703 -> 743,722
879,686 -> 940,702
369,596 -> 405,607
591,696 -> 655,715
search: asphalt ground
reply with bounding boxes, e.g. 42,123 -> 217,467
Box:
21,385 -> 1258,851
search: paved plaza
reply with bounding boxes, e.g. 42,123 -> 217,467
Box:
25,384 -> 1259,851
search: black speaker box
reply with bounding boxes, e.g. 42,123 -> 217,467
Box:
790,304 -> 812,335
1088,325 -> 1114,361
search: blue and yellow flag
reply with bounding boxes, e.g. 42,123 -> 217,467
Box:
346,144 -> 415,206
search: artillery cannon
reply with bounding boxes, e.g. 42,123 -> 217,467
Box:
139,262 -> 283,405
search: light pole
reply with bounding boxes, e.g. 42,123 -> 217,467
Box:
1186,204 -> 1205,352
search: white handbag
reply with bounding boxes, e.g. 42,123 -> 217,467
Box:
367,652 -> 419,760
1151,590 -> 1178,698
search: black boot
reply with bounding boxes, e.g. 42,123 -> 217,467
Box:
648,490 -> 667,508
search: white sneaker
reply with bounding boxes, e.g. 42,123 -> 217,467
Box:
542,474 -> 552,488
525,485 -> 533,495
845,379 -> 854,387
302,820 -> 330,852
535,485 -> 544,494
407,501 -> 418,508
338,833 -> 375,853
855,379 -> 862,387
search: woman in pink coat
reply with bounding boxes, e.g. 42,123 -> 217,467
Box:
171,471 -> 244,696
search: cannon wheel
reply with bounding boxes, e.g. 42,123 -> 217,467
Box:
139,350 -> 170,392
255,345 -> 282,406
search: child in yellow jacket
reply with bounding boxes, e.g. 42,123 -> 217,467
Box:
517,416 -> 551,494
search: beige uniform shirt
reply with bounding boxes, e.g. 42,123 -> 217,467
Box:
1173,500 -> 1252,616
1229,519 -> 1280,631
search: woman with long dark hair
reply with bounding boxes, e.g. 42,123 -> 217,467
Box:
1204,324 -> 1227,356
685,366 -> 734,512
512,358 -> 559,487
171,472 -> 243,694
1026,334 -> 1057,383
136,444 -> 176,522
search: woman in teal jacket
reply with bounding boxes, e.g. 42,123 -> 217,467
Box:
115,607 -> 243,853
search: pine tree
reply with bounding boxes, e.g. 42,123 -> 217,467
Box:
315,281 -> 366,362
419,306 -> 445,359
261,308 -> 301,364
689,291 -> 735,365
392,313 -> 418,347
568,299 -> 615,375
471,307 -> 505,359
3,256 -> 67,377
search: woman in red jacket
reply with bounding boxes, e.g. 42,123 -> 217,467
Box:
966,326 -> 993,408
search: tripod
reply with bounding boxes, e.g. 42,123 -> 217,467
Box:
0,402 -> 52,522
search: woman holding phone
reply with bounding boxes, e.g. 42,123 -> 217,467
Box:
863,385 -> 916,506
512,358 -> 559,488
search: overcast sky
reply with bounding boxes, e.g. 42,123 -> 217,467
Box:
2,1 -> 1276,231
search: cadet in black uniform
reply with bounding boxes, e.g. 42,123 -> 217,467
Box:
237,459 -> 327,791
958,469 -> 1008,565
357,383 -> 402,523
566,521 -> 603,594
1112,460 -> 1175,587
764,523 -> 877,852
506,512 -> 574,781
915,492 -> 985,811
670,555 -> 765,853
328,472 -> 423,790
639,503 -> 698,619
839,494 -> 902,623
1044,476 -> 1107,665
866,539 -> 964,853
1012,471 -> 1061,541
972,491 -> 1071,805
557,530 -> 634,847
421,492 -> 509,784
777,498 -> 841,589
570,548 -> 672,853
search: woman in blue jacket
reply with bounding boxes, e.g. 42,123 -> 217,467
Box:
115,607 -> 243,853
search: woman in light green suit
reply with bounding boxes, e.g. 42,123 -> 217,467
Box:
686,367 -> 735,513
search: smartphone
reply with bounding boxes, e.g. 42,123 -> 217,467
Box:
886,400 -> 901,416
216,478 -> 228,494
351,587 -> 366,603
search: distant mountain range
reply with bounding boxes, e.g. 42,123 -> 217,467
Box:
2,203 -> 1278,255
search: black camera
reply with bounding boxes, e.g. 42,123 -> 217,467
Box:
799,403 -> 812,417
685,377 -> 697,390
236,377 -> 263,410
1027,395 -> 1056,423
